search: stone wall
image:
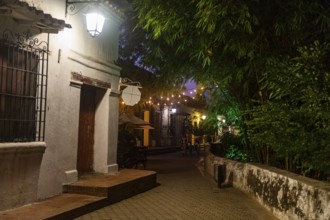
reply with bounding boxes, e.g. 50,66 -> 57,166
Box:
204,152 -> 330,220
0,142 -> 46,211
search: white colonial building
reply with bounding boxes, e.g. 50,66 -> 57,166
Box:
0,0 -> 127,211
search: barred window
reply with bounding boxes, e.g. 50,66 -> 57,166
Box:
0,41 -> 47,142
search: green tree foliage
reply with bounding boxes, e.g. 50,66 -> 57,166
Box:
247,42 -> 330,176
119,11 -> 188,91
132,0 -> 330,179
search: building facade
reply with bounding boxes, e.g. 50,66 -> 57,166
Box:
0,0 -> 124,211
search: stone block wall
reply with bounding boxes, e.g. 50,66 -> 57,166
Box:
204,152 -> 330,220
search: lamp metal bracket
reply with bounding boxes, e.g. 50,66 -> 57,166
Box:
65,0 -> 101,17
119,78 -> 142,88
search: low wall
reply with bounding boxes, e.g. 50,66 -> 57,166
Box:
0,142 -> 46,211
204,152 -> 330,220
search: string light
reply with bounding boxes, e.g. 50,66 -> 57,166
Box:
140,85 -> 208,109
121,85 -> 209,109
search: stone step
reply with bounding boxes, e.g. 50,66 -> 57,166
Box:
0,169 -> 157,220
63,169 -> 157,203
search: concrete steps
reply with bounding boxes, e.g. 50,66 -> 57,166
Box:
63,169 -> 157,203
0,169 -> 157,220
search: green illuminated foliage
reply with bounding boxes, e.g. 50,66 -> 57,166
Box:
130,0 -> 330,179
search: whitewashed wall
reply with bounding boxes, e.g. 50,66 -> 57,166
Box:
0,0 -> 123,205
0,143 -> 46,211
35,0 -> 123,199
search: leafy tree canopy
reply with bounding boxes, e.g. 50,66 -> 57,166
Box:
128,0 -> 330,178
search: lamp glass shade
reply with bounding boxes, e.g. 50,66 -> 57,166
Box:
86,13 -> 105,37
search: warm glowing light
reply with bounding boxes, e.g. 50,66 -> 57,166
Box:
202,115 -> 206,120
86,13 -> 105,37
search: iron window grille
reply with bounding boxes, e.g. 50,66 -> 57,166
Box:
0,30 -> 48,142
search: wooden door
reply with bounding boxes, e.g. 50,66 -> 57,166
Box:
77,85 -> 96,174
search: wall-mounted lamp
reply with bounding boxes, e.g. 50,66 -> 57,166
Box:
85,12 -> 105,37
66,0 -> 106,37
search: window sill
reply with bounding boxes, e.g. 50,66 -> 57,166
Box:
0,142 -> 46,155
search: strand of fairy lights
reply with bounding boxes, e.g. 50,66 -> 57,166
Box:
145,87 -> 205,106
121,86 -> 207,106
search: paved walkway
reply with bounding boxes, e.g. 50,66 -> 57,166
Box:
75,152 -> 278,220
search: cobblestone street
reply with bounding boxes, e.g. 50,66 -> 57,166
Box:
76,152 -> 278,220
